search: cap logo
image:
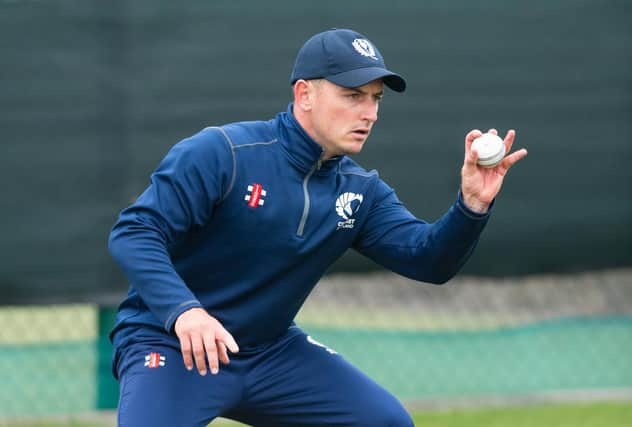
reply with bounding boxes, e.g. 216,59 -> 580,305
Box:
352,38 -> 378,60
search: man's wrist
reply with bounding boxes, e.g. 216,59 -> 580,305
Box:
461,194 -> 490,214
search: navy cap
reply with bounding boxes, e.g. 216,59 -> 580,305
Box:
290,28 -> 406,92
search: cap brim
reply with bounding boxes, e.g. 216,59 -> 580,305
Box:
326,67 -> 406,92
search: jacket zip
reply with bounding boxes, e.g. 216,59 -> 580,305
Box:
296,157 -> 323,237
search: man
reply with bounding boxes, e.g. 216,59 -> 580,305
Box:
109,28 -> 527,426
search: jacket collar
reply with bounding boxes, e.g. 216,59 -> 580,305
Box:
277,103 -> 343,175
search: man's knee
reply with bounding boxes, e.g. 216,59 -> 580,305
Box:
355,398 -> 414,427
386,408 -> 415,427
375,407 -> 414,427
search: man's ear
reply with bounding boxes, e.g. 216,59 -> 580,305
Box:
293,79 -> 314,112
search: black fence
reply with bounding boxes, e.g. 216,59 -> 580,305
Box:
1,0 -> 631,303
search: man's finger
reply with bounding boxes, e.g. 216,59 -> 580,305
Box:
503,130 -> 516,154
487,128 -> 498,135
178,335 -> 194,371
203,333 -> 219,375
465,129 -> 483,150
500,148 -> 528,171
464,144 -> 479,169
218,329 -> 239,354
191,334 -> 207,376
217,341 -> 230,365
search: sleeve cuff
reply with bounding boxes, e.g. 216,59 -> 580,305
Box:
164,300 -> 204,333
456,190 -> 494,220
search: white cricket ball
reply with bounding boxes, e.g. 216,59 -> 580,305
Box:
471,133 -> 506,168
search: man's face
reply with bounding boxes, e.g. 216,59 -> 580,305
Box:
308,79 -> 383,159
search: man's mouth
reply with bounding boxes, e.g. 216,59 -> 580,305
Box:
351,129 -> 370,138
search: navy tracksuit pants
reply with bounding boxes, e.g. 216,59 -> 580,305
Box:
115,326 -> 413,426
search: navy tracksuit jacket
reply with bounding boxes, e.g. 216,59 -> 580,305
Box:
109,103 -> 490,349
108,103 -> 491,426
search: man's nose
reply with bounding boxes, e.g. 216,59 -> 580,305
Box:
362,99 -> 379,123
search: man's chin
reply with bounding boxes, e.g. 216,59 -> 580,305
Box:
339,148 -> 361,157
341,140 -> 366,156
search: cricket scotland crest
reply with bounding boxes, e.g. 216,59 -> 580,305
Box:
336,192 -> 363,230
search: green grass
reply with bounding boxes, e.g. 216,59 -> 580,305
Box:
411,401 -> 632,427
3,401 -> 631,427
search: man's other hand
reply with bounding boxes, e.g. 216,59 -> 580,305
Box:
174,307 -> 239,375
